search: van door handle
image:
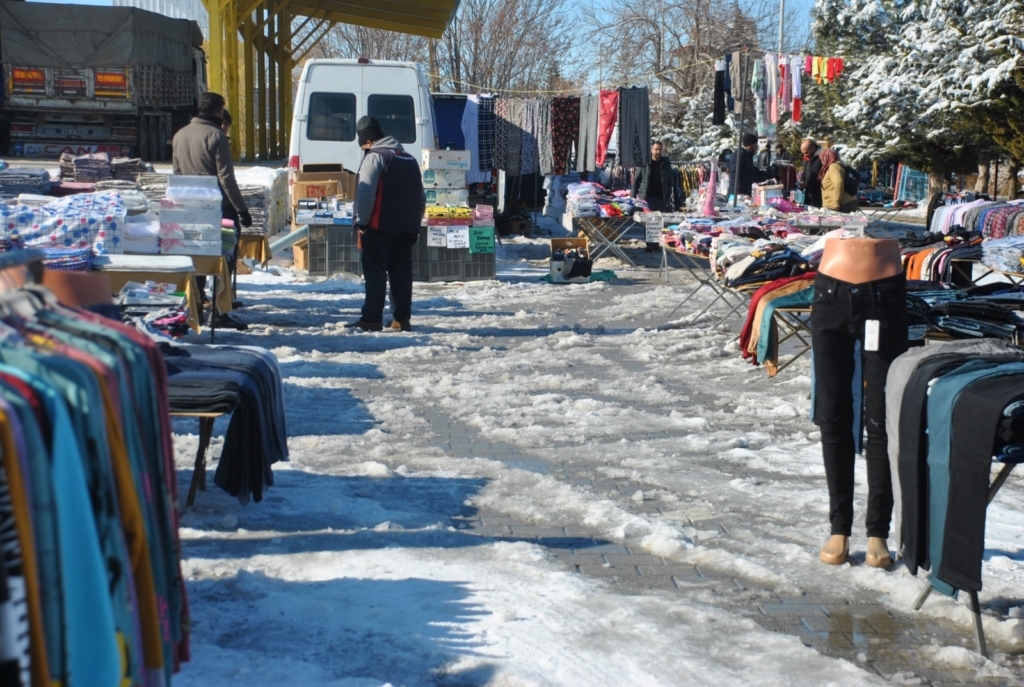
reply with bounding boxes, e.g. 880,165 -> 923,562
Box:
296,114 -> 307,122
416,118 -> 430,125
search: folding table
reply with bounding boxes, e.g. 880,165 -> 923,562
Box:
575,216 -> 638,266
660,244 -> 752,326
910,455 -> 1021,658
769,307 -> 813,376
949,259 -> 1024,289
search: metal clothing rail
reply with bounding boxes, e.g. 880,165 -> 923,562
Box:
910,457 -> 1021,658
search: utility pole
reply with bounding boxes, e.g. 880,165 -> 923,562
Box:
779,0 -> 785,55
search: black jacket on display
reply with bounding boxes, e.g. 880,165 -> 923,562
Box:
803,150 -> 824,207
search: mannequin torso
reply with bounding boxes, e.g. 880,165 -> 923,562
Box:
818,237 -> 902,284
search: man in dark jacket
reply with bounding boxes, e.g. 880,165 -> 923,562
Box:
732,133 -> 772,198
800,137 -> 824,207
631,141 -> 676,251
346,116 -> 426,332
172,91 -> 251,329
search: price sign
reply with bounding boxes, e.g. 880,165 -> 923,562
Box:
447,225 -> 470,249
469,226 -> 495,254
427,225 -> 447,247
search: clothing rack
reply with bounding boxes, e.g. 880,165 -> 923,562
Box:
910,455 -> 1020,657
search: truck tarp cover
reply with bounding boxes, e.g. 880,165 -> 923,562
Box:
0,1 -> 202,71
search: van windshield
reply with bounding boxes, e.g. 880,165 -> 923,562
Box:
368,95 -> 416,144
307,92 -> 356,141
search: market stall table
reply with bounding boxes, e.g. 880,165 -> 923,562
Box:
575,216 -> 640,266
238,234 -> 273,265
93,254 -> 203,333
660,245 -> 754,326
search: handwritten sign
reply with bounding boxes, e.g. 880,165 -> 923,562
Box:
427,225 -> 447,247
447,225 -> 470,249
645,222 -> 663,244
469,226 -> 495,254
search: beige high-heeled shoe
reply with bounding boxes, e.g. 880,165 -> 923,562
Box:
866,537 -> 893,568
819,534 -> 849,565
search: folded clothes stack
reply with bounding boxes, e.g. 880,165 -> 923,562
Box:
43,245 -> 93,271
111,157 -> 148,181
982,236 -> 1024,274
73,152 -> 113,182
137,172 -> 169,201
59,152 -> 76,180
123,218 -> 160,254
0,167 -> 51,196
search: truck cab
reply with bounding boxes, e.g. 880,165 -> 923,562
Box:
288,59 -> 436,175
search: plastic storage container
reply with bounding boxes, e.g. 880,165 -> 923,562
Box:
306,224 -> 362,277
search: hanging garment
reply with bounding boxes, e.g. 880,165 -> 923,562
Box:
492,98 -> 509,172
536,99 -> 555,176
462,96 -> 491,184
780,57 -> 791,115
765,53 -> 779,124
730,51 -> 743,111
595,90 -> 619,168
723,53 -> 735,111
791,56 -> 803,123
433,97 -> 467,149
885,340 -> 1019,557
751,59 -> 767,136
616,87 -> 650,169
805,54 -> 813,74
550,97 -> 580,176
713,60 -> 727,126
520,99 -> 541,176
505,99 -> 523,176
577,95 -> 600,173
477,95 -> 495,172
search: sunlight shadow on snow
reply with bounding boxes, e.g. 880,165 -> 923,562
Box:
278,360 -> 384,380
282,384 -> 377,436
184,571 -> 498,686
180,472 -> 488,533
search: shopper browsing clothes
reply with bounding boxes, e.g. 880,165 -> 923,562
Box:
818,148 -> 860,213
631,140 -> 677,251
346,116 -> 426,332
172,92 -> 251,330
799,138 -> 824,207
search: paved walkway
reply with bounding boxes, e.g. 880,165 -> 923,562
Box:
219,241 -> 1024,686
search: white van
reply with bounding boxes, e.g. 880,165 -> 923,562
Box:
288,59 -> 436,175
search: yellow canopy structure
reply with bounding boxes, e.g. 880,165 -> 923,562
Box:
201,0 -> 459,161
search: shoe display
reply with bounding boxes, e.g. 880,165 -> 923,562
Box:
388,320 -> 412,332
344,319 -> 383,332
211,313 -> 248,331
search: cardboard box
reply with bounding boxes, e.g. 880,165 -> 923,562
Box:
551,237 -> 589,259
293,238 -> 308,270
424,188 -> 469,205
428,217 -> 471,226
422,169 -> 465,189
422,149 -> 472,171
292,180 -> 340,205
292,170 -> 356,200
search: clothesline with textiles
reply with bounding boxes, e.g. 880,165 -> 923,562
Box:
475,87 -> 651,178
713,51 -> 845,129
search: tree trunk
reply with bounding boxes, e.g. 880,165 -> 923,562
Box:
1006,158 -> 1020,199
928,171 -> 947,198
975,151 -> 991,194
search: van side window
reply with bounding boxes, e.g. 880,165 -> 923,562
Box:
367,95 -> 416,144
307,92 -> 356,141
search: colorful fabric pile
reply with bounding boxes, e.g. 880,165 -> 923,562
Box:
0,191 -> 126,254
0,167 -> 51,196
111,157 -> 147,181
982,236 -> 1024,275
72,152 -> 113,182
738,273 -> 816,376
42,245 -> 93,271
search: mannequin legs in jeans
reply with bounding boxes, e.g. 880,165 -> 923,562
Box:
811,273 -> 907,565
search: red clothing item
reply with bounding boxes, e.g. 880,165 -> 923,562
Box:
738,273 -> 817,359
792,97 -> 802,123
595,90 -> 619,168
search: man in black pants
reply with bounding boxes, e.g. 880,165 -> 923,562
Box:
346,116 -> 426,332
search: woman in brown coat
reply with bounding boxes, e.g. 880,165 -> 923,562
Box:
819,148 -> 859,213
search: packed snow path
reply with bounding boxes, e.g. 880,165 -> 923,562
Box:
172,247 -> 1024,686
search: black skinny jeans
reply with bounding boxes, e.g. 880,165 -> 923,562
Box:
360,230 -> 418,324
811,272 -> 908,538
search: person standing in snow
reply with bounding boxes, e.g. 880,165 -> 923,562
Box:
631,140 -> 677,251
346,116 -> 426,333
799,138 -> 824,207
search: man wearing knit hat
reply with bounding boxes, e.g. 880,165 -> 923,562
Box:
731,132 -> 773,198
345,116 -> 426,332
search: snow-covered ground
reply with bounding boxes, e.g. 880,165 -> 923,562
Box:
171,231 -> 1024,686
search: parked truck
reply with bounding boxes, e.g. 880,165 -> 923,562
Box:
0,1 -> 206,161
